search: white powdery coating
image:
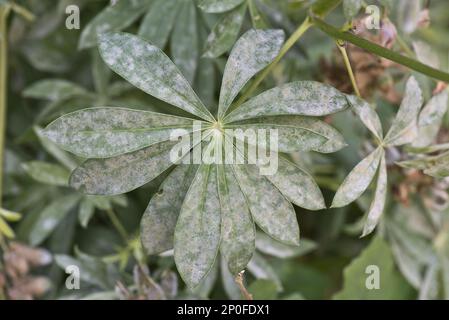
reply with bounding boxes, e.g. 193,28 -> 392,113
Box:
218,29 -> 285,117
98,32 -> 213,121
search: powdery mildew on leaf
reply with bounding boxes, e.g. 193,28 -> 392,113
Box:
202,3 -> 247,59
43,107 -> 199,158
141,165 -> 198,255
362,153 -> 387,236
79,0 -> 150,49
218,165 -> 255,275
332,147 -> 383,208
69,140 -> 179,195
174,165 -> 221,288
138,0 -> 180,48
198,0 -> 246,13
218,29 -> 285,118
98,32 -> 214,121
347,95 -> 384,141
224,81 -> 349,122
232,164 -> 299,246
384,76 -> 423,146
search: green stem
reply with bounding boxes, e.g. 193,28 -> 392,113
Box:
396,34 -> 414,57
0,6 -> 10,208
336,41 -> 361,97
106,209 -> 128,242
231,16 -> 313,109
311,16 -> 449,83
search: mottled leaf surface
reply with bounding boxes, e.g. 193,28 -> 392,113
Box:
218,29 -> 285,118
198,0 -> 245,13
233,164 -> 299,245
362,154 -> 387,237
384,77 -> 423,146
225,81 -> 348,123
332,147 -> 383,208
347,95 -> 383,141
44,107 -> 198,158
218,165 -> 255,275
98,32 -> 214,121
174,165 -> 221,288
202,3 -> 247,59
141,165 -> 198,255
79,0 -> 149,49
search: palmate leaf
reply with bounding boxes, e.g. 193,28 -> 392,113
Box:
43,107 -> 203,158
224,81 -> 349,122
97,32 -> 214,122
218,28 -> 285,118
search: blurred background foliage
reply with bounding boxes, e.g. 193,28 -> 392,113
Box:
1,0 -> 449,300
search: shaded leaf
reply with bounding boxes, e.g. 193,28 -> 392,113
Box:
332,147 -> 383,208
138,0 -> 180,48
220,255 -> 242,299
384,76 -> 423,146
247,252 -> 282,290
174,165 -> 221,288
255,232 -> 317,258
98,32 -> 214,121
397,0 -> 421,34
343,0 -> 362,20
218,165 -> 255,275
202,3 -> 247,59
22,161 -> 70,186
79,198 -> 95,228
248,279 -> 278,300
225,81 -> 348,123
198,0 -> 245,13
218,28 -> 285,117
141,165 -> 198,255
79,0 -> 149,49
23,79 -> 88,101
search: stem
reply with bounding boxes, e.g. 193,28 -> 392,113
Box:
235,271 -> 253,300
0,6 -> 10,209
231,16 -> 313,109
337,41 -> 361,97
106,209 -> 128,242
312,16 -> 449,83
396,34 -> 414,57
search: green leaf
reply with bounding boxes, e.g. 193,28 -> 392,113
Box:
220,255 -> 242,299
397,0 -> 421,34
29,194 -> 80,245
312,0 -> 342,16
413,91 -> 449,148
384,77 -> 423,146
69,140 -> 179,195
255,231 -> 316,258
265,157 -> 326,211
138,0 -> 180,48
248,279 -> 278,300
332,147 -> 383,208
171,0 -> 198,84
232,164 -> 299,245
141,165 -> 198,255
225,81 -> 348,123
202,3 -> 247,59
247,252 -> 282,290
218,28 -> 284,118
78,0 -> 149,49
0,208 -> 21,222
0,217 -> 15,239
198,0 -> 245,13
413,40 -> 441,70
343,0 -> 362,20
347,95 -> 383,141
174,165 -> 221,288
92,50 -> 112,97
22,161 -> 70,186
362,154 -> 387,237
333,237 -> 414,299
43,107 -> 199,158
97,32 -> 214,122
424,154 -> 449,178
79,198 -> 95,228
23,79 -> 88,101
218,165 -> 255,275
